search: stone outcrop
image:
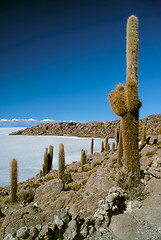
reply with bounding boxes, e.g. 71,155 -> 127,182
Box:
10,114 -> 161,138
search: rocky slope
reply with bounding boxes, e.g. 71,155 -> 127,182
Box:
10,114 -> 161,138
0,134 -> 161,239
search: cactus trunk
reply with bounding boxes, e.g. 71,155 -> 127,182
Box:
91,138 -> 94,154
118,119 -> 123,166
11,158 -> 18,202
58,144 -> 65,179
122,111 -> 140,174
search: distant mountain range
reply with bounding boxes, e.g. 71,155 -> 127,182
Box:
0,118 -> 57,127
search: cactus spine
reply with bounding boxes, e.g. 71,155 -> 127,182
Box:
105,136 -> 108,151
58,144 -> 65,179
11,158 -> 18,202
91,138 -> 94,154
109,15 -> 141,177
81,149 -> 86,165
141,124 -> 146,145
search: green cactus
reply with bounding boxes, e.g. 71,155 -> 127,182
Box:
48,145 -> 54,171
81,149 -> 86,165
39,169 -> 43,178
112,142 -> 115,153
11,158 -> 18,202
58,144 -> 65,179
109,15 -> 141,177
115,126 -> 119,148
101,141 -> 104,152
141,124 -> 146,145
44,148 -> 50,175
42,163 -> 45,176
118,119 -> 123,166
105,136 -> 108,151
91,138 -> 94,154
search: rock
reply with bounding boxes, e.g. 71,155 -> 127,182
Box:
35,179 -> 63,206
88,225 -> 95,236
3,234 -> 15,240
39,225 -> 53,238
110,212 -> 161,240
86,227 -> 120,240
36,224 -> 42,232
17,226 -> 29,239
148,168 -> 161,178
63,219 -> 77,240
85,168 -> 115,193
60,211 -> 71,223
54,215 -> 64,230
29,226 -> 39,237
80,224 -> 88,238
134,178 -> 161,228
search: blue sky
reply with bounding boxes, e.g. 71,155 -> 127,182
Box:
0,0 -> 161,123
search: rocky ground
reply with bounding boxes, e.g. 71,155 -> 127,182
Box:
10,114 -> 161,138
0,134 -> 161,240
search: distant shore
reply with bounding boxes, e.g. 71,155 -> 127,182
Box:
10,114 -> 161,138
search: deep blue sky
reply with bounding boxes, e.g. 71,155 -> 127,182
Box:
0,0 -> 161,122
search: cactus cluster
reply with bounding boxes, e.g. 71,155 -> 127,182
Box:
109,15 -> 141,177
11,158 -> 18,202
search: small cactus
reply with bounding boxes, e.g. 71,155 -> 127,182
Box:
112,142 -> 115,153
91,138 -> 94,154
49,145 -> 54,171
81,149 -> 86,165
44,148 -> 50,175
39,169 -> 43,178
115,126 -> 119,148
58,144 -> 65,179
42,163 -> 45,176
101,141 -> 104,152
11,158 -> 18,202
105,136 -> 108,151
141,124 -> 146,145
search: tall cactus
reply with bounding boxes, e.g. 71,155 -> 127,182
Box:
115,126 -> 119,148
101,141 -> 104,152
105,136 -> 109,152
109,15 -> 141,177
58,143 -> 65,179
81,149 -> 86,165
49,145 -> 54,170
91,138 -> 94,154
11,158 -> 18,202
44,148 -> 50,175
